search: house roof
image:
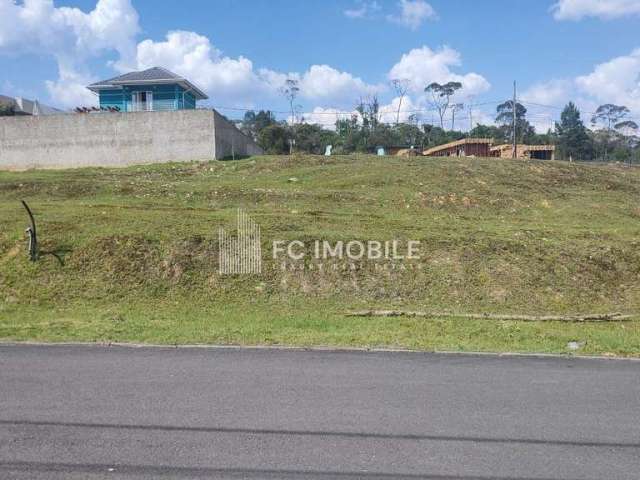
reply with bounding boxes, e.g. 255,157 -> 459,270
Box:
0,94 -> 61,115
87,67 -> 208,100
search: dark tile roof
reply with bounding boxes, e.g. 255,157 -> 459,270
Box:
88,67 -> 208,100
89,67 -> 181,86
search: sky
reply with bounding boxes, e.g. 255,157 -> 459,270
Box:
1,0 -> 640,132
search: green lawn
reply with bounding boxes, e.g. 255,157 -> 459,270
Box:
1,154 -> 639,355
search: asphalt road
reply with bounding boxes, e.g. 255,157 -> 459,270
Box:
0,345 -> 639,480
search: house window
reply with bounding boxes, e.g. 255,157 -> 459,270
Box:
131,91 -> 153,112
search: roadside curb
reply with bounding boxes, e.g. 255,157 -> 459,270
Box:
1,341 -> 639,362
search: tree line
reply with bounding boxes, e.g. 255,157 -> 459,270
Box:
236,79 -> 639,163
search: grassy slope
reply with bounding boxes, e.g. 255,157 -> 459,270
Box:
1,155 -> 639,355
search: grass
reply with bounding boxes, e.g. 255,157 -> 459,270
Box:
1,154 -> 639,356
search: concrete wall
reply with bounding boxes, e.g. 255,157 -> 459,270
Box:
0,109 -> 262,171
213,110 -> 263,159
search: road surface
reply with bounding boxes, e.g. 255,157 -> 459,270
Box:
1,344 -> 639,479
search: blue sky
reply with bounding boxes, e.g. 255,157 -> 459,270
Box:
2,0 -> 640,130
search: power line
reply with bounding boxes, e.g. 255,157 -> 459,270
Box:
206,96 -> 640,130
208,100 -> 505,117
519,100 -> 640,123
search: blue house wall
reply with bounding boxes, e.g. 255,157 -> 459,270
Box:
98,84 -> 197,112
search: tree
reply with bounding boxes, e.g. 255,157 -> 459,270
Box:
495,100 -> 535,144
422,124 -> 464,149
0,101 -> 15,116
591,104 -> 631,160
392,123 -> 424,149
292,123 -> 338,154
555,102 -> 593,161
356,95 -> 381,129
614,120 -> 639,164
257,124 -> 290,154
390,79 -> 410,125
355,96 -> 382,150
614,120 -> 639,136
469,124 -> 505,142
591,104 -> 630,131
425,81 -> 463,129
240,110 -> 277,140
335,114 -> 365,153
280,79 -> 300,124
450,103 -> 464,131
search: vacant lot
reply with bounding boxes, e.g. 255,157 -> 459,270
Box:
1,155 -> 639,355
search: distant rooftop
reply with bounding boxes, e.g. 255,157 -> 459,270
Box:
0,95 -> 62,116
87,67 -> 208,100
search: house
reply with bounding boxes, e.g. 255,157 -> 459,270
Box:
423,138 -> 494,157
0,95 -> 61,116
423,138 -> 555,160
490,144 -> 555,160
87,67 -> 208,112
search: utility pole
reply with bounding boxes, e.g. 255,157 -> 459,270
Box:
512,81 -> 517,159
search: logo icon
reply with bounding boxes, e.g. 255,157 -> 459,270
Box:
218,209 -> 262,274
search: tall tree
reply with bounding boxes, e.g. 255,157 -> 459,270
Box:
591,104 -> 630,131
450,103 -> 464,131
355,95 -> 383,150
425,81 -> 462,129
614,120 -> 639,136
555,102 -> 593,161
591,104 -> 631,160
356,95 -> 381,129
614,120 -> 639,163
280,79 -> 300,124
495,100 -> 534,144
390,79 -> 410,125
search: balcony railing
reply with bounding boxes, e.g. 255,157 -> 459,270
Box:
126,99 -> 180,112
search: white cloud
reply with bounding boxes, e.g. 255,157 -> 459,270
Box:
520,79 -> 573,132
263,66 -> 384,105
519,50 -> 640,132
344,1 -> 381,19
521,79 -> 573,106
0,0 -> 140,108
468,109 -> 495,130
378,95 -> 418,124
298,107 -> 359,129
134,32 -> 383,109
552,0 -> 640,20
388,46 -> 490,97
299,65 -> 382,103
0,1 -> 492,123
300,97 -> 421,130
575,48 -> 640,112
135,30 -> 272,106
387,0 -> 437,30
45,70 -> 97,107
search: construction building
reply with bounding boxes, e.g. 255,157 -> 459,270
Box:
423,138 -> 494,157
489,144 -> 555,160
423,138 -> 555,160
